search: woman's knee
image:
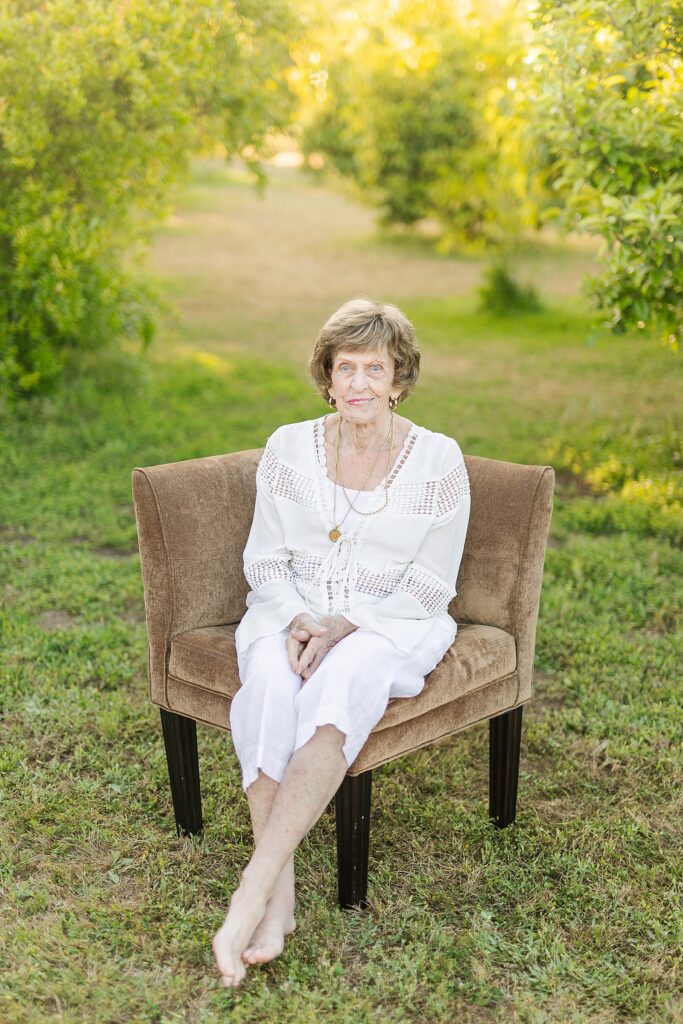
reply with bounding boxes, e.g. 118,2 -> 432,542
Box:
230,676 -> 296,735
240,632 -> 297,679
236,638 -> 300,701
315,723 -> 345,744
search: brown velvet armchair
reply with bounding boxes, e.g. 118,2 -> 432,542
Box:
132,445 -> 555,909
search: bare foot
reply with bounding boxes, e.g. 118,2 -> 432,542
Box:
212,882 -> 268,988
242,900 -> 296,964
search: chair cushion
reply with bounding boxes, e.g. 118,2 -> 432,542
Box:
168,623 -> 241,697
167,622 -> 516,732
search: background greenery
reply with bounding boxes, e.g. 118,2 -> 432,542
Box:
0,0 -> 303,396
295,0 -> 683,348
1,159 -> 681,1022
2,0 -> 682,403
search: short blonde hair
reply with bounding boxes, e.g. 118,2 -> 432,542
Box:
309,297 -> 421,405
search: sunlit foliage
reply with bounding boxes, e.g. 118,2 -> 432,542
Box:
0,0 -> 303,401
292,0 -> 683,349
291,0 -> 543,252
523,0 -> 683,350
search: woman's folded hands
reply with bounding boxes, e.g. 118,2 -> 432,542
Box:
287,612 -> 358,682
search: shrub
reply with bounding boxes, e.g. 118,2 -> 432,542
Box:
527,0 -> 683,350
477,261 -> 543,315
0,0 -> 301,403
295,0 -> 537,252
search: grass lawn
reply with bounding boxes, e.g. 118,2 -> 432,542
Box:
1,159 -> 681,1023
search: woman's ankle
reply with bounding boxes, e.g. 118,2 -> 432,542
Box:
240,863 -> 276,904
265,883 -> 295,917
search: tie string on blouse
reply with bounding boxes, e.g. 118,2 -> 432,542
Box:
303,530 -> 361,618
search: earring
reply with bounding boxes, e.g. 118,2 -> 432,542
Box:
328,394 -> 336,406
389,396 -> 397,410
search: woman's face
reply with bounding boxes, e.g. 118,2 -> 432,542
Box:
328,347 -> 398,423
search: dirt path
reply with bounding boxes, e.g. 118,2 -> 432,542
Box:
149,157 -> 602,373
148,158 -> 683,431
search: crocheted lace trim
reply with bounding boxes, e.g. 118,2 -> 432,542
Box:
244,555 -> 293,590
436,460 -> 471,517
257,440 -> 318,510
396,563 -> 454,615
258,418 -> 470,520
290,551 -> 453,615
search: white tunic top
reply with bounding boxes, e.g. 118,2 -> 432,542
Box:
233,414 -> 471,659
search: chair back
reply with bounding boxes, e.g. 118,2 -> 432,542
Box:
133,448 -> 554,705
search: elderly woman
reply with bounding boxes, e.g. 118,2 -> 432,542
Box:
213,298 -> 471,987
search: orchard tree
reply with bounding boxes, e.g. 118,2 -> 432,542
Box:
526,0 -> 683,350
293,0 -> 542,253
0,0 -> 303,399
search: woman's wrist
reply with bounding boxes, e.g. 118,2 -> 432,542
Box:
327,613 -> 357,637
288,612 -> 357,639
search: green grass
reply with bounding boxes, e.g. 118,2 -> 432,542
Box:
1,160 -> 682,1022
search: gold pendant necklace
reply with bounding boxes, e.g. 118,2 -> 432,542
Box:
328,412 -> 394,541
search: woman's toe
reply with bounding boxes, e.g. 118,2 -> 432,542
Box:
221,961 -> 246,987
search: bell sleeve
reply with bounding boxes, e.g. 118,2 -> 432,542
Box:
341,447 -> 471,653
234,429 -> 311,658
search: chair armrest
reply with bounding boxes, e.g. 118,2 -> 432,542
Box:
131,450 -> 260,706
453,458 -> 555,705
508,465 -> 555,702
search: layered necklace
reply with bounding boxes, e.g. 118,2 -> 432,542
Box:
328,411 -> 395,542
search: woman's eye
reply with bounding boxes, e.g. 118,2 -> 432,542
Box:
337,363 -> 383,372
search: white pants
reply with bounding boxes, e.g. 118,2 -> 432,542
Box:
229,616 -> 457,792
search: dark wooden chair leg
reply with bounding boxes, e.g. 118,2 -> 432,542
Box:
160,708 -> 203,836
489,705 -> 524,828
335,770 -> 372,910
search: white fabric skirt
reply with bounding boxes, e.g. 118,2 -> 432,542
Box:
229,614 -> 457,792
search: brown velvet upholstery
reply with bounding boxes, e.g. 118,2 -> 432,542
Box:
132,446 -> 554,777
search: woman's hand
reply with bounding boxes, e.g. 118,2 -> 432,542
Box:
295,613 -> 358,682
286,613 -> 328,675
